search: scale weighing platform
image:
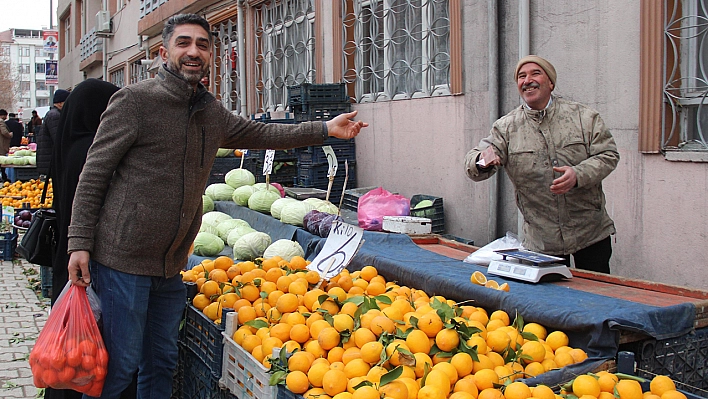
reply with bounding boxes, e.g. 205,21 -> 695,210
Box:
487,249 -> 572,283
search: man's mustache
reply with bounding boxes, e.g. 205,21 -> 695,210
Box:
522,82 -> 540,91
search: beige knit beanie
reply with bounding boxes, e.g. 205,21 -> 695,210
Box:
515,55 -> 557,87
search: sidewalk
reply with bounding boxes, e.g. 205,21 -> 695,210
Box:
0,259 -> 50,399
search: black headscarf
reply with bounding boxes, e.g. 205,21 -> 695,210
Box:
50,79 -> 119,305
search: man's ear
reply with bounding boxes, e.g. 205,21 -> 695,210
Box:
159,46 -> 168,61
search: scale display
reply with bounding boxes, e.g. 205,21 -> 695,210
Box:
487,248 -> 572,283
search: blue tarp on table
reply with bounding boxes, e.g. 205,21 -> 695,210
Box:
198,201 -> 696,383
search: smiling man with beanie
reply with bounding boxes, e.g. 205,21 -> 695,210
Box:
465,55 -> 619,274
36,89 -> 70,176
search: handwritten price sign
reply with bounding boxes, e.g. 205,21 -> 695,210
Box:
262,150 -> 275,176
307,220 -> 363,280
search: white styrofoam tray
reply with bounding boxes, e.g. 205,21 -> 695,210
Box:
382,216 -> 432,234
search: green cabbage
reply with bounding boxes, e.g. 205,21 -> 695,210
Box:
216,219 -> 251,241
203,195 -> 214,213
205,183 -> 235,201
280,201 -> 317,226
270,197 -> 298,220
225,168 -> 256,189
202,211 -> 232,228
263,239 -> 305,262
414,199 -> 434,209
232,231 -> 272,261
27,156 -> 36,165
216,148 -> 233,157
226,225 -> 257,247
315,200 -> 339,215
232,185 -> 255,206
193,232 -> 225,256
304,198 -> 324,206
248,189 -> 281,213
198,223 -> 220,235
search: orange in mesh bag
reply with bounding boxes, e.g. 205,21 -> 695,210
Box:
30,283 -> 107,397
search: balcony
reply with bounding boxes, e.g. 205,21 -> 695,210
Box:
137,0 -> 221,37
79,28 -> 103,71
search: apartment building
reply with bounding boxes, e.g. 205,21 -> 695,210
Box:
0,28 -> 55,119
56,0 -> 708,290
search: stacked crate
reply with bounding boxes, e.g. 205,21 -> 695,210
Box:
245,113 -> 299,187
288,83 -> 356,202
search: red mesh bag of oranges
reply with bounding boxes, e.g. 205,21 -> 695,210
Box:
30,283 -> 108,397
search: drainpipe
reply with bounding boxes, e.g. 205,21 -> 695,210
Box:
102,0 -> 108,81
237,0 -> 248,117
487,0 -> 500,243
518,0 -> 530,239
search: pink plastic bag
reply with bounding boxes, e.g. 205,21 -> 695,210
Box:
357,187 -> 410,231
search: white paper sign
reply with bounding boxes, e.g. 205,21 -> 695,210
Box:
323,146 -> 338,178
262,150 -> 275,175
307,220 -> 363,280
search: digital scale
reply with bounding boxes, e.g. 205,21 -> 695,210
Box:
487,249 -> 572,283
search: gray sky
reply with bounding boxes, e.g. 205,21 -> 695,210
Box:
0,0 -> 56,31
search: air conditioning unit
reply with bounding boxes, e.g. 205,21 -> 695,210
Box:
96,11 -> 111,34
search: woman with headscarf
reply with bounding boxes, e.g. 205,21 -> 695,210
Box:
46,79 -> 137,399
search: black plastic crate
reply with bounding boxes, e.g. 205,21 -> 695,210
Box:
288,83 -> 348,106
175,343 -> 235,399
247,149 -> 299,163
296,137 -> 356,166
277,386 -> 302,399
292,102 -> 351,122
0,232 -> 16,261
254,161 -> 298,187
410,194 -> 445,234
250,112 -> 297,124
341,186 -> 379,212
619,327 -> 708,394
40,265 -> 52,298
297,161 -> 357,189
180,304 -> 226,379
13,167 -> 39,182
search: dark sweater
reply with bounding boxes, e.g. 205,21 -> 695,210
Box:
68,65 -> 326,278
5,118 -> 24,147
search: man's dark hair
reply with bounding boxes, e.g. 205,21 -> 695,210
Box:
32,110 -> 38,115
162,14 -> 212,46
0,109 -> 7,117
8,113 -> 16,118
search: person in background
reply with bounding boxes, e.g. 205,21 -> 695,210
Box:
0,110 -> 13,181
30,110 -> 43,134
465,55 -> 619,274
6,113 -> 25,148
67,13 -> 367,398
45,79 -> 136,399
36,89 -> 70,176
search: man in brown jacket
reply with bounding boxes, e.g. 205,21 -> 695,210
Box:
67,13 -> 367,398
465,55 -> 619,274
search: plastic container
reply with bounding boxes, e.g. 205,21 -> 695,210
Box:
287,83 -> 348,106
296,137 -> 356,166
0,232 -> 16,261
180,304 -> 227,378
383,216 -> 433,235
291,102 -> 352,122
176,343 -> 236,399
220,332 -> 278,399
410,194 -> 445,234
284,187 -> 328,200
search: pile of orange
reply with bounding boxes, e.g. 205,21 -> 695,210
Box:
182,258 -> 600,399
0,179 -> 53,208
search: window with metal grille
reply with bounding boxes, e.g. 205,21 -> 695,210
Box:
213,18 -> 241,114
342,0 -> 451,102
109,68 -> 125,88
254,0 -> 316,113
129,61 -> 150,84
663,0 -> 708,151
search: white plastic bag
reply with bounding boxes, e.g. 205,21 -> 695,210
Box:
463,232 -> 523,266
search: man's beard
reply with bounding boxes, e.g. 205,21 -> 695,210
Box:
168,57 -> 207,85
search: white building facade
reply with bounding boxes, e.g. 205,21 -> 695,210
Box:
0,29 -> 55,120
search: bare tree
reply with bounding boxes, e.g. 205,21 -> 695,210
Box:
0,59 -> 19,111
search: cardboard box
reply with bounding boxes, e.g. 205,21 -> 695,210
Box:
382,216 -> 432,235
